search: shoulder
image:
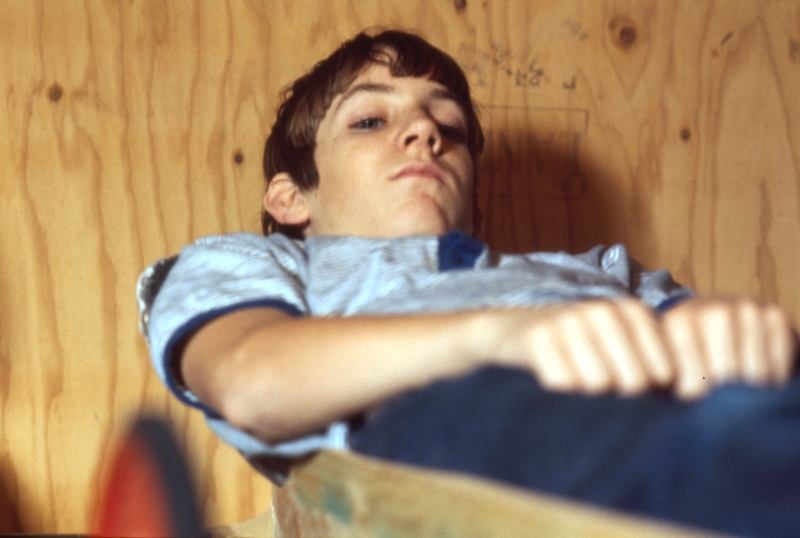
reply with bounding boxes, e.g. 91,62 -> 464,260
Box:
167,232 -> 308,284
137,232 -> 310,338
185,232 -> 306,265
138,232 -> 306,306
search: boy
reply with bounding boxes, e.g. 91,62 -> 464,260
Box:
139,30 -> 799,536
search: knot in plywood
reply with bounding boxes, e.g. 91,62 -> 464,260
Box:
609,17 -> 639,49
48,83 -> 63,102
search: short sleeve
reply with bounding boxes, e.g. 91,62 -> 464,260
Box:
137,233 -> 352,484
593,244 -> 695,309
138,232 -> 309,410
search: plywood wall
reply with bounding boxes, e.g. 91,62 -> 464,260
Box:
0,0 -> 798,533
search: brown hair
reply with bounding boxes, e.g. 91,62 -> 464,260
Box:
262,29 -> 484,238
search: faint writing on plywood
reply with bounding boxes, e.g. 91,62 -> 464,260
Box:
457,42 -> 545,88
457,43 -> 578,90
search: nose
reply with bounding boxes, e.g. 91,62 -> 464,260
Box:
402,114 -> 442,155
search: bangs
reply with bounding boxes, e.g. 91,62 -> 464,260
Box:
379,42 -> 471,100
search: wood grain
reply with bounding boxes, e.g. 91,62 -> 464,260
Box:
0,0 -> 798,532
271,450 -> 726,538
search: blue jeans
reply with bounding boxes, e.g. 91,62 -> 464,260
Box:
349,366 -> 800,538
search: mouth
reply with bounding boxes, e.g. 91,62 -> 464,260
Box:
391,162 -> 446,183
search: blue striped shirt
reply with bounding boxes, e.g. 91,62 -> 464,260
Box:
137,230 -> 693,482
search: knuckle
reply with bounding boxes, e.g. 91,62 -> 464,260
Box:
765,305 -> 792,328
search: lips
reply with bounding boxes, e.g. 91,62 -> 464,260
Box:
391,162 -> 446,183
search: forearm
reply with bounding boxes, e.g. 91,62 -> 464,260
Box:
181,297 -> 798,445
182,308 -> 508,444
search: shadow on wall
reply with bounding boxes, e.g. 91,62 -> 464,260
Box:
0,476 -> 22,534
477,106 -> 627,255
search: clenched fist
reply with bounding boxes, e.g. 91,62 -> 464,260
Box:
495,297 -> 797,399
662,298 -> 797,398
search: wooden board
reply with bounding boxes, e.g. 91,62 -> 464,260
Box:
0,0 -> 798,532
270,450 -> 727,538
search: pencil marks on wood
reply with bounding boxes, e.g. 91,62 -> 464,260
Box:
456,43 -> 576,91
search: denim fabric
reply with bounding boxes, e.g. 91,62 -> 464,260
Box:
349,366 -> 800,538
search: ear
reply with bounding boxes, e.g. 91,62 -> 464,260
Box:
263,173 -> 310,226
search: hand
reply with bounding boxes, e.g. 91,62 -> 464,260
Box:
662,297 -> 798,399
499,299 -> 674,396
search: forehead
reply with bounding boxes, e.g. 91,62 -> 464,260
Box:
331,62 -> 461,113
346,60 -> 439,87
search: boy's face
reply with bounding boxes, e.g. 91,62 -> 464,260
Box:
301,62 -> 475,238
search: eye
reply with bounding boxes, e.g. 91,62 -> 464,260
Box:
438,123 -> 467,143
351,117 -> 385,130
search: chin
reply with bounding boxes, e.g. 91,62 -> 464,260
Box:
388,195 -> 471,237
392,211 -> 454,237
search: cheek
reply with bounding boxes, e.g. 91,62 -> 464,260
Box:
456,151 -> 475,188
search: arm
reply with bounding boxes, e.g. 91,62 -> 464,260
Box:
182,307 -> 497,443
663,297 -> 798,398
180,298 -> 677,444
601,245 -> 797,397
181,295 -> 797,445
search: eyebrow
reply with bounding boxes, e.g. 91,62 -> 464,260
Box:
333,82 -> 460,116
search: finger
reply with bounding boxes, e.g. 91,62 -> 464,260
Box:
557,311 -> 613,394
737,301 -> 770,385
526,322 -> 581,392
765,306 -> 797,383
699,305 -> 738,384
584,302 -> 649,395
617,301 -> 674,388
663,311 -> 710,399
